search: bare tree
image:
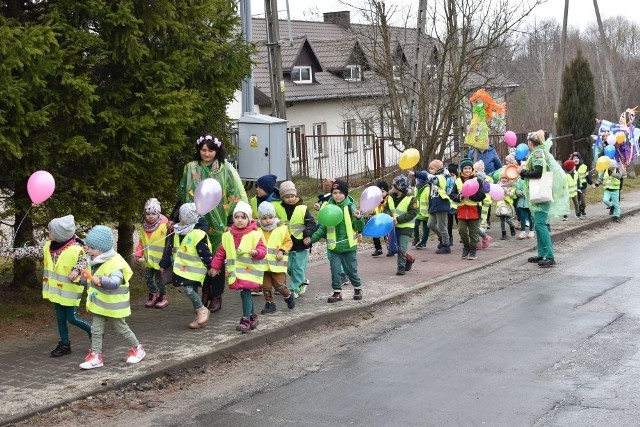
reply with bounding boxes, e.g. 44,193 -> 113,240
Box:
339,0 -> 542,167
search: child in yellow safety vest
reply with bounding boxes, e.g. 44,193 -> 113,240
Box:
159,203 -> 213,330
369,180 -> 390,256
134,198 -> 169,308
7,215 -> 91,358
210,201 -> 267,332
592,159 -> 624,222
311,179 -> 365,303
562,160 -> 581,221
384,175 -> 418,276
79,225 -> 146,370
257,201 -> 296,314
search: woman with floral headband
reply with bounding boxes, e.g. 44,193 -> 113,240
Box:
171,134 -> 248,313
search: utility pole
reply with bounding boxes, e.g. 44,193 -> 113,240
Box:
265,0 -> 287,120
552,0 -> 569,137
239,0 -> 254,115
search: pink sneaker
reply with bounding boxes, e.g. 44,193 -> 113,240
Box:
126,345 -> 146,364
80,351 -> 103,370
481,235 -> 492,249
154,294 -> 168,308
145,292 -> 159,308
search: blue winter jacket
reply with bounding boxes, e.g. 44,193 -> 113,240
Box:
468,145 -> 503,175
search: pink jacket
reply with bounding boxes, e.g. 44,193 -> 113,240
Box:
211,221 -> 266,290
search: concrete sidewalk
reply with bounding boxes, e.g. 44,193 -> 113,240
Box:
1,191 -> 639,425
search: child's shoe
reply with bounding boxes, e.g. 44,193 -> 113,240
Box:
154,294 -> 168,308
415,242 -> 426,249
126,345 -> 146,364
327,292 -> 342,303
51,341 -> 71,357
299,279 -> 309,295
518,231 -> 526,240
396,266 -> 406,275
80,351 -> 103,370
353,288 -> 363,301
236,317 -> 251,332
249,313 -> 259,330
526,231 -> 535,239
466,250 -> 477,260
371,249 -> 383,257
435,245 -> 451,254
461,247 -> 470,259
261,302 -> 277,314
145,292 -> 159,308
609,206 -> 615,215
285,294 -> 296,309
510,225 -> 516,236
404,258 -> 414,271
538,258 -> 556,268
481,235 -> 492,249
501,231 -> 507,240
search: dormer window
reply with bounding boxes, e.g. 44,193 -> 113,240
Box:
345,65 -> 362,82
291,66 -> 313,84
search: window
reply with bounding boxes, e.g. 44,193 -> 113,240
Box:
312,123 -> 325,155
288,126 -> 304,160
392,65 -> 401,80
362,119 -> 374,147
343,120 -> 355,151
345,65 -> 362,82
291,66 -> 313,84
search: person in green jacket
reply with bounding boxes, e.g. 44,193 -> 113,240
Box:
311,179 -> 365,303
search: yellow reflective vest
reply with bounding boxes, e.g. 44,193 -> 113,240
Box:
173,229 -> 211,284
139,223 -> 167,269
250,197 -> 287,221
415,186 -> 430,219
85,254 -> 133,318
221,230 -> 266,289
285,205 -> 307,240
603,169 -> 621,190
327,206 -> 358,249
42,242 -> 85,307
260,225 -> 289,273
565,172 -> 578,197
576,163 -> 588,187
387,195 -> 414,229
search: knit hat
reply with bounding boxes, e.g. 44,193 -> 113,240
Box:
256,174 -> 277,194
429,159 -> 444,171
376,180 -> 389,192
233,200 -> 253,219
84,225 -> 114,253
48,215 -> 76,242
459,157 -> 473,170
258,201 -> 276,219
473,160 -> 485,173
563,160 -> 575,172
179,203 -> 199,225
392,175 -> 410,194
144,198 -> 161,215
331,179 -> 349,196
279,180 -> 297,197
416,170 -> 428,185
504,154 -> 516,165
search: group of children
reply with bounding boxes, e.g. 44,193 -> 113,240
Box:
14,151 -> 623,370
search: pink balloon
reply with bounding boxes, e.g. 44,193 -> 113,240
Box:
461,178 -> 479,198
504,131 -> 517,148
360,186 -> 383,212
194,178 -> 222,215
27,170 -> 55,204
606,134 -> 617,146
489,183 -> 505,201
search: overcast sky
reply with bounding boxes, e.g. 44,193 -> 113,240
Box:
249,0 -> 640,27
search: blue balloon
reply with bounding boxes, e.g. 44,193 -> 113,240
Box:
362,213 -> 394,238
604,144 -> 616,159
515,143 -> 529,161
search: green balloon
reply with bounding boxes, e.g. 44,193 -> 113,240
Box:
318,204 -> 344,227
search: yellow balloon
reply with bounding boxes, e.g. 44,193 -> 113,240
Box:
596,155 -> 611,172
615,131 -> 626,145
399,148 -> 420,170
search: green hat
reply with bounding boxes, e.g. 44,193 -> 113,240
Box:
459,157 -> 473,170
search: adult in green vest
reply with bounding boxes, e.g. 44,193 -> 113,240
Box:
8,215 -> 91,358
80,225 -> 146,370
384,175 -> 417,275
172,134 -> 248,314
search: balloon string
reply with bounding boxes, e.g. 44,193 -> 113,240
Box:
11,206 -> 32,247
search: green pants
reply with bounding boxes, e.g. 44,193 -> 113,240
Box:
287,250 -> 308,292
396,232 -> 410,268
328,250 -> 361,291
458,219 -> 480,249
532,206 -> 554,259
90,314 -> 139,355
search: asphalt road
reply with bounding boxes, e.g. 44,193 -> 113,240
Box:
196,229 -> 640,426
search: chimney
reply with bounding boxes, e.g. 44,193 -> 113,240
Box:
323,11 -> 351,29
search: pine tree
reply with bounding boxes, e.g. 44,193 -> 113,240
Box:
557,50 -> 596,142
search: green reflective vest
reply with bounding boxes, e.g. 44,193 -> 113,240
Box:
85,254 -> 133,318
42,242 -> 85,307
260,225 -> 289,273
139,223 -> 167,269
221,230 -> 266,287
565,172 -> 578,198
173,229 -> 211,283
